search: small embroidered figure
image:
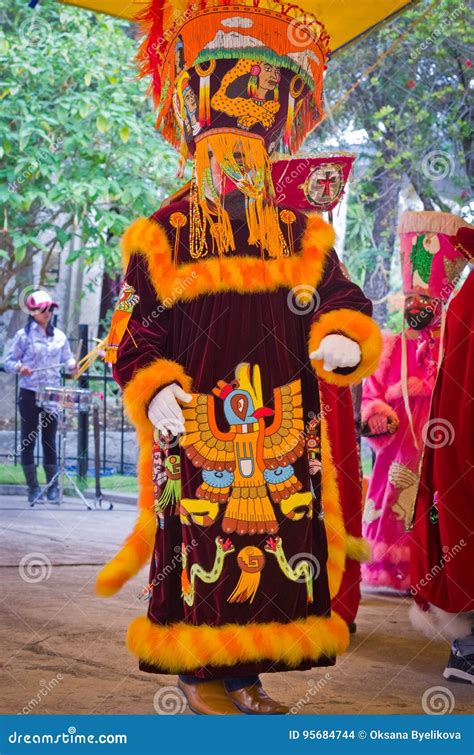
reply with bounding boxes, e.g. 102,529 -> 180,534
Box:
105,283 -> 139,364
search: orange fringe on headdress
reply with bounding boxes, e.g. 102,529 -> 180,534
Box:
191,131 -> 289,258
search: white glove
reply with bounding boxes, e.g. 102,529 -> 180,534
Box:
147,383 -> 192,435
310,334 -> 361,372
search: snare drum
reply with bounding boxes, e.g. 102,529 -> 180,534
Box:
36,387 -> 92,414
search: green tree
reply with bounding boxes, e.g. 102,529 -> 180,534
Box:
0,0 -> 185,314
311,0 -> 472,324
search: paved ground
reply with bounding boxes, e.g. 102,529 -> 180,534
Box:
0,495 -> 471,716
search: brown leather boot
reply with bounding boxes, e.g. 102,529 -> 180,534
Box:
227,683 -> 290,714
177,679 -> 244,715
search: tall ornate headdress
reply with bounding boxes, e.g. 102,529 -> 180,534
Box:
137,0 -> 331,257
398,212 -> 471,302
397,211 -> 471,450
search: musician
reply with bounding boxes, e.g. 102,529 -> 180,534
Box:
3,290 -> 77,503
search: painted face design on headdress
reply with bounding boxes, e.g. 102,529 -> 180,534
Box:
170,51 -> 310,155
399,216 -> 469,305
404,293 -> 440,331
174,35 -> 185,76
172,37 -> 203,143
140,2 -> 329,158
212,59 -> 282,131
409,233 -> 440,289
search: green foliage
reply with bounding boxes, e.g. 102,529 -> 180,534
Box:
0,0 -> 187,312
386,306 -> 404,334
310,0 -> 472,322
343,203 -> 376,286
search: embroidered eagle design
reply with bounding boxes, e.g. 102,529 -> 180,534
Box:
180,363 -> 309,536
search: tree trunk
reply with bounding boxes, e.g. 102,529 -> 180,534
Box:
363,168 -> 402,326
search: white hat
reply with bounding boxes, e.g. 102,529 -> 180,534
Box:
26,290 -> 58,311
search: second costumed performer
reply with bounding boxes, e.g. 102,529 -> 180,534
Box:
361,212 -> 470,593
96,0 -> 382,715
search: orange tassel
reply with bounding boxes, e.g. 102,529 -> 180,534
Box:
196,61 -> 215,127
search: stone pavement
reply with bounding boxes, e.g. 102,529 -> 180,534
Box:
0,495 -> 471,716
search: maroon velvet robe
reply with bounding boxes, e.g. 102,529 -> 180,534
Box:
112,196 -> 377,678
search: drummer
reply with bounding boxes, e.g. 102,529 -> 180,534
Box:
3,290 -> 77,503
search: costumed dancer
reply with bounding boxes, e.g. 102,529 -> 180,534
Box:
96,0 -> 382,715
3,291 -> 77,503
410,225 -> 474,684
361,212 -> 470,593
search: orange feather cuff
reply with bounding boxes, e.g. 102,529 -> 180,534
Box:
122,357 -> 192,431
309,308 -> 382,387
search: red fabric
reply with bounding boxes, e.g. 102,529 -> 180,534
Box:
411,271 -> 474,613
322,383 -> 362,624
272,156 -> 354,212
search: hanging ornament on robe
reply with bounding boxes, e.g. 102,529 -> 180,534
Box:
105,283 -> 139,364
227,546 -> 266,604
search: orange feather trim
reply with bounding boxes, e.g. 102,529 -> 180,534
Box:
95,505 -> 156,597
121,213 -> 335,303
309,308 -> 382,387
95,358 -> 192,597
346,535 -> 372,563
127,611 -> 349,672
320,416 -> 346,599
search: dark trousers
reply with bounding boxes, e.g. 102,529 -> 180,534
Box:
179,674 -> 260,692
18,388 -> 58,467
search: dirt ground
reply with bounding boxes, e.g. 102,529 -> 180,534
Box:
0,495 -> 471,716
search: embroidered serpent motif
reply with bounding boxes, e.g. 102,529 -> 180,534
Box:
181,536 -> 235,606
264,536 -> 314,604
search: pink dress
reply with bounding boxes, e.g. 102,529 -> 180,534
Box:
361,329 -> 440,592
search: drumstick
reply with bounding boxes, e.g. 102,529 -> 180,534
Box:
28,363 -> 66,373
75,337 -> 108,378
